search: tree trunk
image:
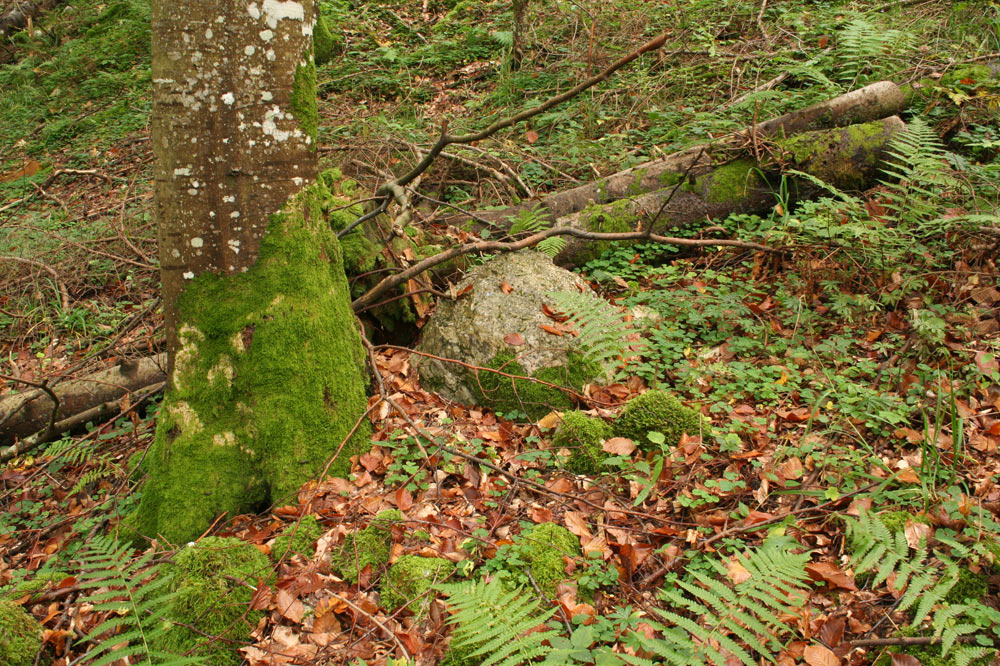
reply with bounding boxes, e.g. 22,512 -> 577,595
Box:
131,0 -> 369,544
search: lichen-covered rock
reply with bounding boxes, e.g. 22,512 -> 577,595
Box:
380,555 -> 455,613
613,389 -> 706,450
415,251 -> 612,418
553,411 -> 613,474
153,537 -> 272,666
0,600 -> 43,666
270,514 -> 324,562
330,510 -> 403,583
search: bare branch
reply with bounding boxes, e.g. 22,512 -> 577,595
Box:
351,226 -> 778,311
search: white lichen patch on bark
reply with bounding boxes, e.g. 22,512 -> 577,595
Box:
212,431 -> 237,447
207,356 -> 235,386
168,401 -> 204,434
261,0 -> 305,28
173,324 -> 204,390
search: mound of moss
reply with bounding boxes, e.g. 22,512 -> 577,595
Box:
330,510 -> 403,584
613,389 -> 706,450
0,601 -> 43,666
380,555 -> 455,614
154,537 -> 272,666
487,522 -> 581,599
552,411 -> 613,474
271,514 -> 324,562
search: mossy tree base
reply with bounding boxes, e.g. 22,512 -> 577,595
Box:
131,179 -> 371,544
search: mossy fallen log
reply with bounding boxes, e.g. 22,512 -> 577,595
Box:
552,116 -> 905,265
441,81 -> 905,233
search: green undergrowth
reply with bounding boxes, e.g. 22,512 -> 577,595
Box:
0,0 -> 151,166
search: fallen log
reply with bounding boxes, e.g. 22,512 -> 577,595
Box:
439,81 -> 905,231
553,116 -> 907,265
0,353 -> 166,446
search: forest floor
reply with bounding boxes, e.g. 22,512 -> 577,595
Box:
1,0 -> 1000,665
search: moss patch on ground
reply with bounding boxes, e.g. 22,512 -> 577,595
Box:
129,177 -> 371,544
271,514 -> 324,562
330,510 -> 404,583
553,411 -> 613,474
472,350 -> 600,420
153,537 -> 272,666
613,389 -> 706,450
0,600 -> 43,666
380,555 -> 455,613
487,522 -> 581,599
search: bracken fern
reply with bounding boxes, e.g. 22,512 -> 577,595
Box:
439,577 -> 560,666
621,537 -> 811,666
847,511 -> 993,661
74,535 -> 204,666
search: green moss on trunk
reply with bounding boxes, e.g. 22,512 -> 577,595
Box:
131,179 -> 371,544
691,159 -> 763,204
777,120 -> 890,191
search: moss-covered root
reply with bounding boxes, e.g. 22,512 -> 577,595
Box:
516,522 -> 581,598
380,555 -> 455,614
552,411 -> 613,475
0,601 -> 43,666
270,514 -> 324,563
613,389 -> 706,450
129,178 -> 372,545
330,510 -> 404,584
154,537 -> 272,666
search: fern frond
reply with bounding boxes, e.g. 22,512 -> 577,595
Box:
955,646 -> 994,666
623,537 -> 810,666
440,578 -> 559,666
536,236 -> 567,258
508,206 -> 551,236
837,17 -> 910,83
547,290 -> 638,372
74,535 -> 204,666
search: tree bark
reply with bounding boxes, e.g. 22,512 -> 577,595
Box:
131,0 -> 369,544
440,81 -> 904,232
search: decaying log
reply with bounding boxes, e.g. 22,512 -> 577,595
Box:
553,116 -> 906,265
0,354 -> 166,446
440,81 -> 905,231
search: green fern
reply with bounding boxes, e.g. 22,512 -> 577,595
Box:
506,206 -> 568,258
878,117 -> 962,228
547,290 -> 638,372
847,512 -> 990,658
622,537 -> 810,666
75,535 -> 204,666
440,578 -> 560,666
837,17 -> 910,84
